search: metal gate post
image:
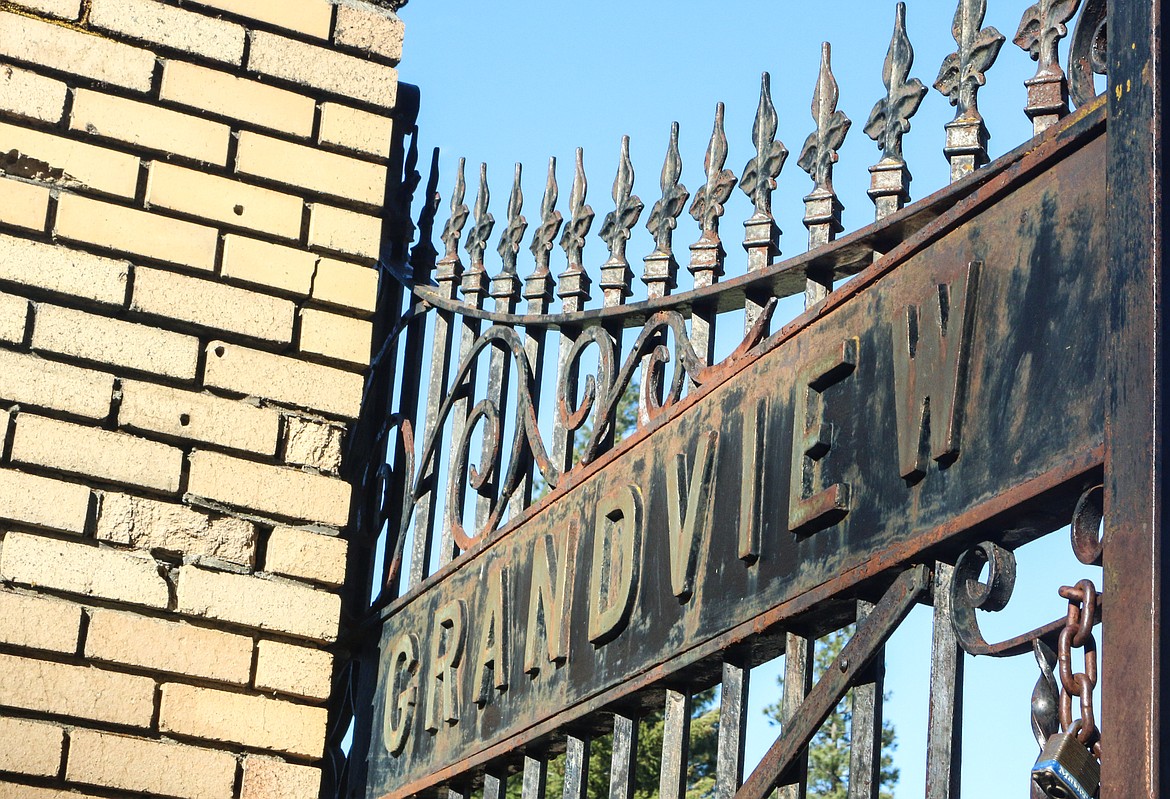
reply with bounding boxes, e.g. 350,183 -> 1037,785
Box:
1104,2 -> 1164,797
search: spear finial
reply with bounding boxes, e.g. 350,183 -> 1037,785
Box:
935,0 -> 1005,180
557,148 -> 593,311
439,157 -> 469,264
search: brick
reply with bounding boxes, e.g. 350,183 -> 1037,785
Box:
264,526 -> 346,587
160,60 -> 315,138
203,341 -> 365,419
299,308 -> 373,366
220,234 -> 317,296
0,531 -> 169,608
0,716 -> 64,776
0,589 -> 83,653
56,192 -> 218,272
96,490 -> 258,566
254,639 -> 331,701
0,468 -> 92,534
31,303 -> 199,381
184,0 -> 333,39
241,756 -> 322,799
282,417 -> 344,473
119,380 -> 280,457
308,203 -> 381,261
0,785 -> 104,799
236,131 -> 386,206
247,30 -> 398,108
310,256 -> 378,315
90,0 -> 245,64
11,414 -> 184,494
71,89 -> 231,165
0,64 -> 68,123
161,683 -> 327,759
7,0 -> 79,18
0,652 -> 156,726
334,2 -> 404,63
0,175 -> 49,232
0,12 -> 155,92
187,450 -> 351,528
0,120 -> 140,198
0,233 -> 129,306
86,609 -> 252,684
67,728 -> 236,799
0,289 -> 29,343
0,349 -> 114,420
131,267 -> 295,343
177,565 -> 340,642
147,161 -> 303,240
318,103 -> 394,158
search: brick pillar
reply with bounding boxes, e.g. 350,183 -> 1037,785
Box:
0,1 -> 404,796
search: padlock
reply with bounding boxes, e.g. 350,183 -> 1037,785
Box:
1031,732 -> 1100,799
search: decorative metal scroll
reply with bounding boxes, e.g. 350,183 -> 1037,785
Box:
334,2 -> 1118,798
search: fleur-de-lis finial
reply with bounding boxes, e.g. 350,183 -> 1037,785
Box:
439,157 -> 469,263
740,72 -> 788,220
528,157 -> 562,276
1015,0 -> 1079,76
865,3 -> 927,164
690,102 -> 737,240
646,122 -> 689,258
409,147 -> 442,277
598,135 -> 644,269
558,148 -> 594,270
496,163 -> 527,276
934,0 -> 1006,120
798,43 -> 852,195
1014,0 -> 1079,132
464,163 -> 494,271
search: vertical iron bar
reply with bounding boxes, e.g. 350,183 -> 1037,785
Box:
553,148 -> 594,475
848,600 -> 885,799
716,657 -> 750,799
778,633 -> 814,799
442,163 -> 493,563
688,102 -> 735,366
741,72 -> 787,333
522,754 -> 548,799
660,689 -> 692,799
562,734 -> 592,799
483,771 -> 506,799
1103,2 -> 1163,798
924,563 -> 963,799
609,711 -> 639,799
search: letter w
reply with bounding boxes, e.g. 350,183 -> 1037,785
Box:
892,261 -> 981,480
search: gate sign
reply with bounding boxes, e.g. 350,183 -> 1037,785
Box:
366,125 -> 1106,799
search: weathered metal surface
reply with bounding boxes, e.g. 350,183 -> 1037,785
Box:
365,120 -> 1108,798
1101,4 -> 1163,799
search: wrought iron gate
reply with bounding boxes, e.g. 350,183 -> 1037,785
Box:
327,1 -> 1163,797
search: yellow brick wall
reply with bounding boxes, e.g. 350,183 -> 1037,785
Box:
0,0 -> 403,796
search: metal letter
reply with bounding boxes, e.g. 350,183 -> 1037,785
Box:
892,261 -> 981,481
383,632 -> 420,756
739,399 -> 767,564
524,520 -> 580,675
424,601 -> 466,733
588,484 -> 644,645
789,338 -> 859,535
473,562 -> 511,706
666,430 -> 719,600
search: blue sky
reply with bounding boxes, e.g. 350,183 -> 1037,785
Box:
392,2 -> 1104,795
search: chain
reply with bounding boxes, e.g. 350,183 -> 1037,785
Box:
1056,578 -> 1101,760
